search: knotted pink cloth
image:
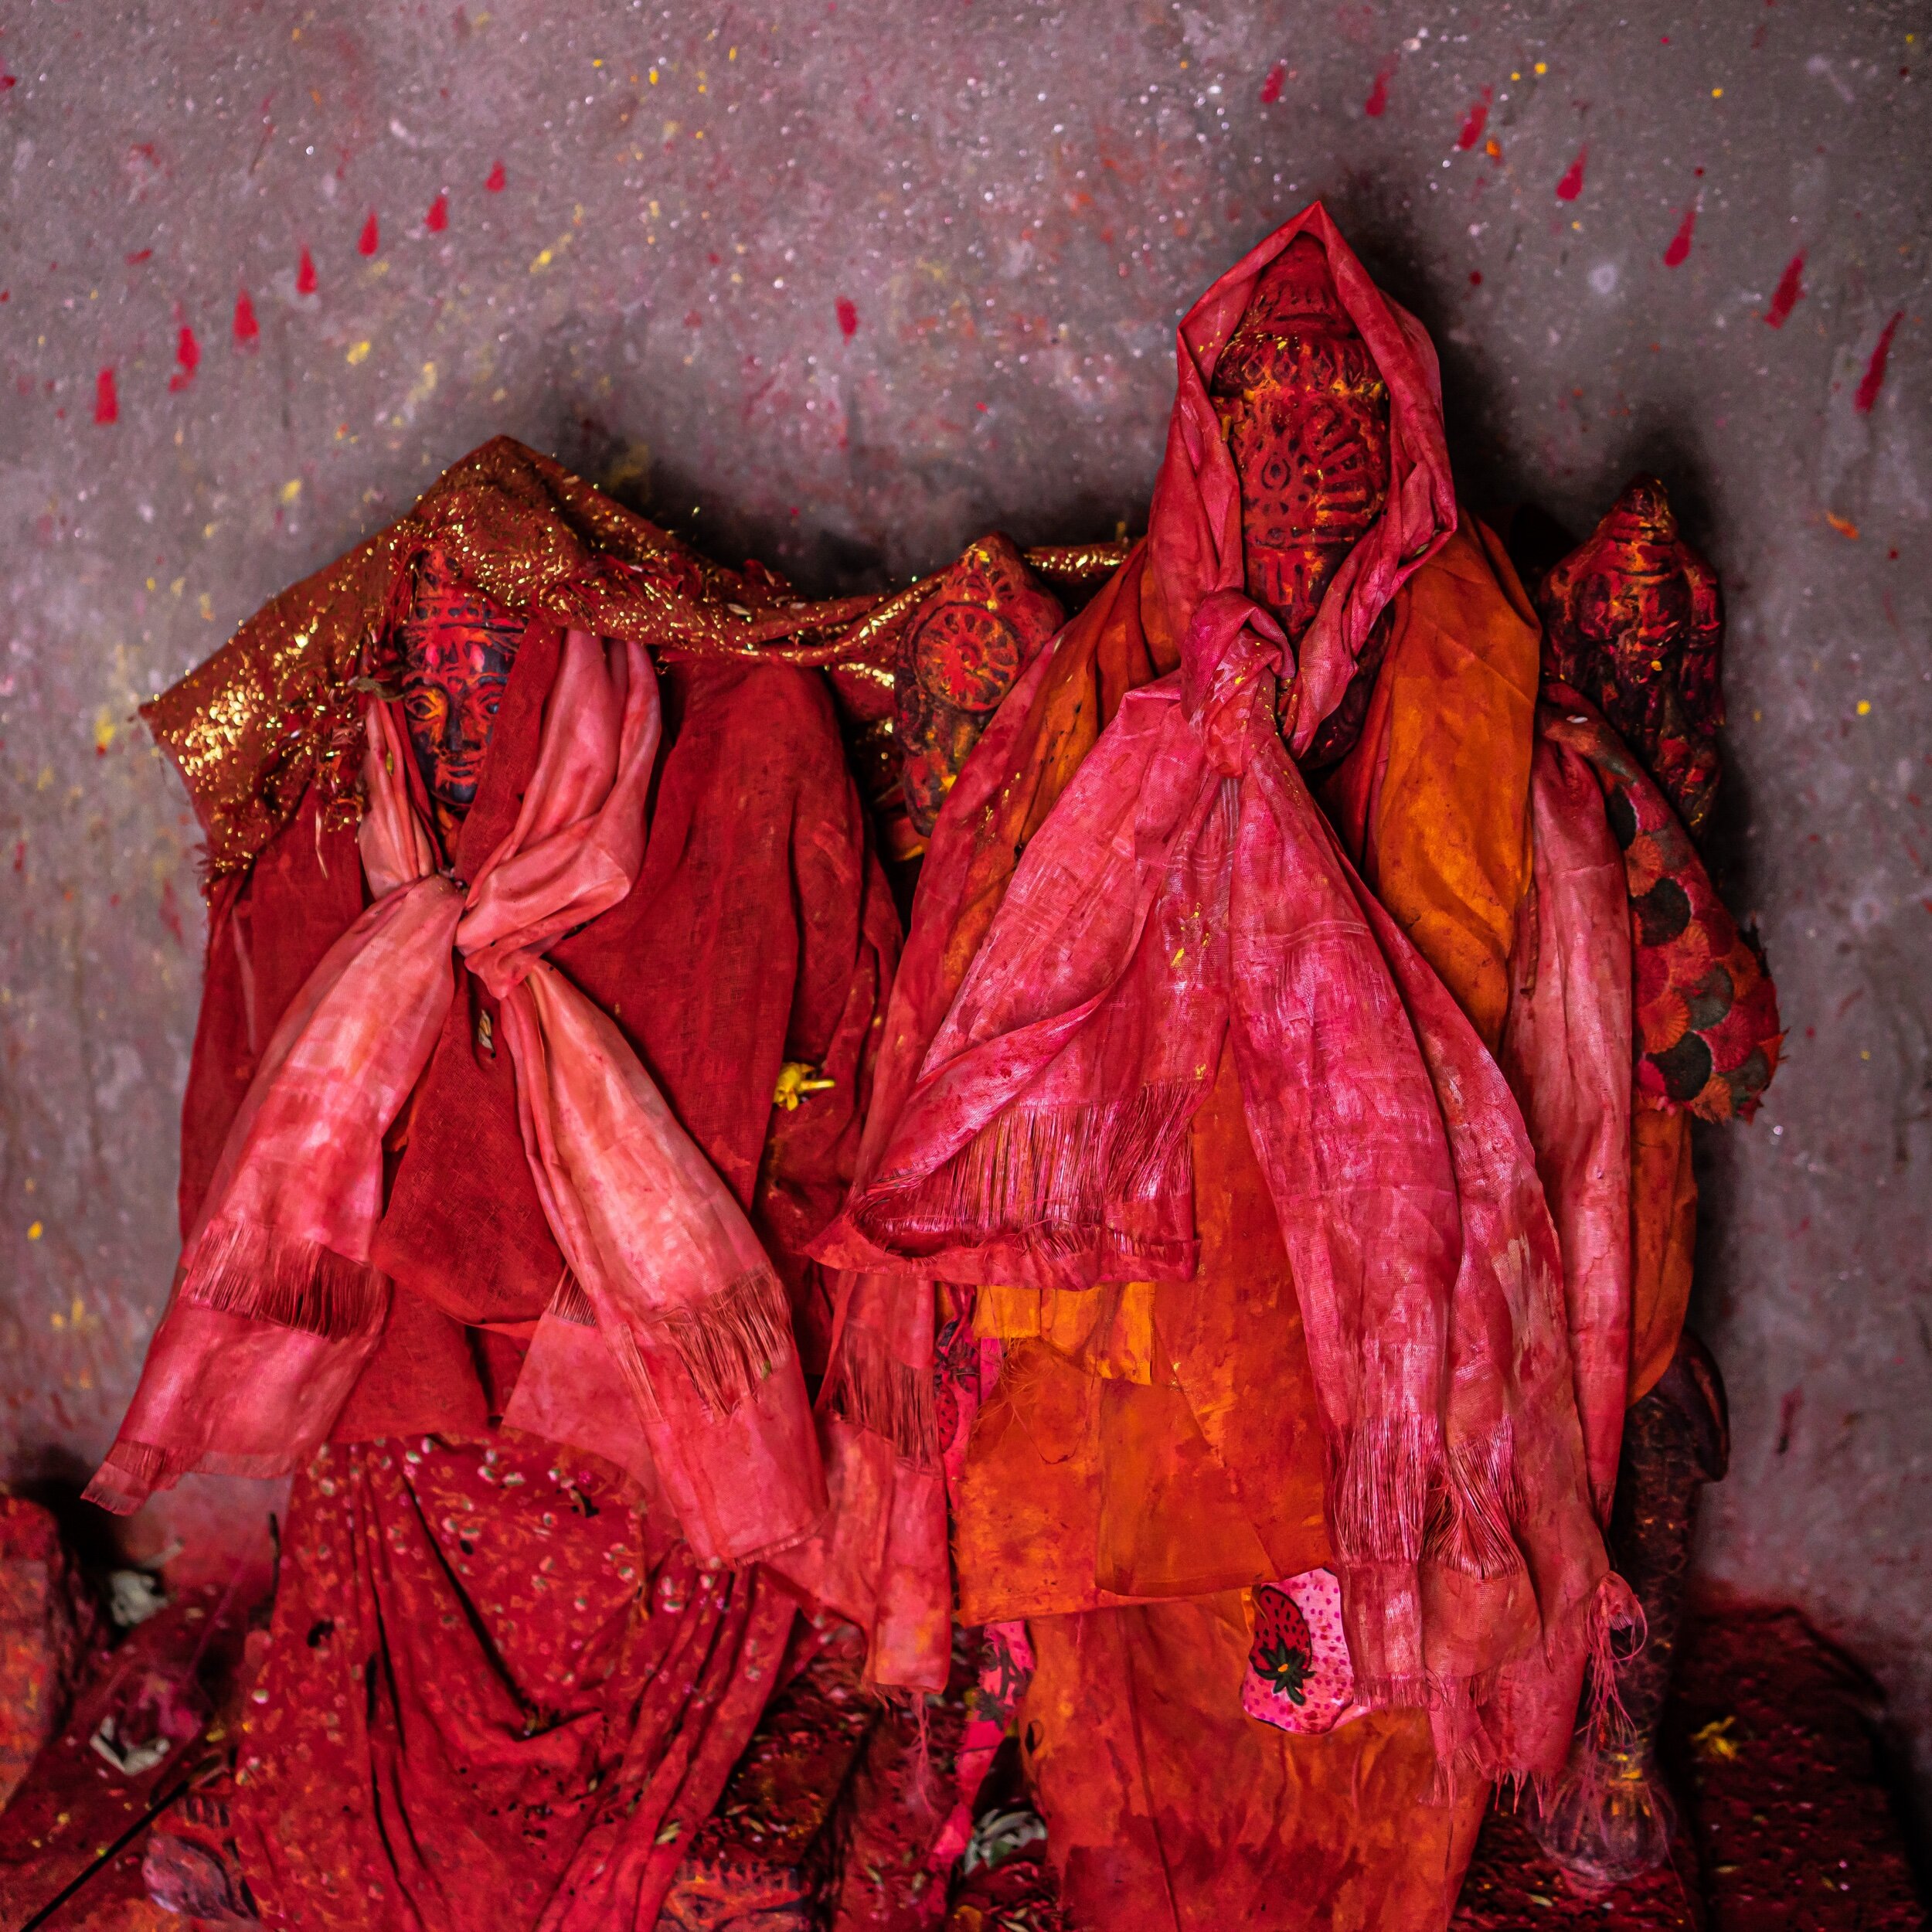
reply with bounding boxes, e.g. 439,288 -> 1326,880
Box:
89,632 -> 825,1566
837,205 -> 1618,1779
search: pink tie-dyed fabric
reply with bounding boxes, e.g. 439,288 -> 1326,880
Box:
89,633 -> 825,1568
1499,729 -> 1637,1522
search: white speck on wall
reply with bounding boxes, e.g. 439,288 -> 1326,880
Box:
1589,261 -> 1619,295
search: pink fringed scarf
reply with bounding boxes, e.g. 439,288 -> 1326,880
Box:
88,631 -> 825,1567
1500,731 -> 1636,1524
835,205 -> 1621,1779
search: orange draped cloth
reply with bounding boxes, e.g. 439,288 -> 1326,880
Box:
1322,517 -> 1539,1051
1326,519 -> 1699,1423
951,529 -> 1543,1928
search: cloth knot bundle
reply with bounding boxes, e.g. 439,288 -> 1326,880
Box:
1182,590 -> 1290,776
88,629 -> 825,1567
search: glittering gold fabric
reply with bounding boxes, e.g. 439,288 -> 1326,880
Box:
146,435 -> 1129,883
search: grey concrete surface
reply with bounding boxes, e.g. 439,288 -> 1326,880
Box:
2,0 -> 1927,1828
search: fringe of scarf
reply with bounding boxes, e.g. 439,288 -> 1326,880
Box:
1361,1568 -> 1646,1807
175,1218 -> 389,1339
1529,1570 -> 1669,1884
549,1270 -> 597,1326
1331,1414 -> 1529,1580
821,1319 -> 940,1468
588,1264 -> 796,1421
546,1264 -> 794,1420
854,1080 -> 1198,1263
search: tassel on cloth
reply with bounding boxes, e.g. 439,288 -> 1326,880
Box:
1330,1413 -> 1437,1566
1425,1418 -> 1529,1579
635,1266 -> 795,1419
1529,1570 -> 1670,1886
821,1320 -> 940,1467
549,1270 -> 597,1327
856,1080 -> 1198,1264
1578,1569 -> 1648,1746
177,1219 -> 389,1340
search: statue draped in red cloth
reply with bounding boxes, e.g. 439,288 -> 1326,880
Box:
99,441 -> 1028,1930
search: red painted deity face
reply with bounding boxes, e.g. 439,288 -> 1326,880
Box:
1209,236 -> 1393,645
397,549 -> 525,832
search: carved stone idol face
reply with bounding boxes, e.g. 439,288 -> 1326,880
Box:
1209,236 -> 1393,643
397,549 -> 525,832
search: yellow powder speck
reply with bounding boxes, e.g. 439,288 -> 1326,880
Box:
1712,87 -> 1724,98
346,340 -> 370,365
1533,61 -> 1547,75
1862,1049 -> 1872,1061
279,478 -> 302,504
648,67 -> 658,83
199,592 -> 215,621
93,710 -> 116,753
1856,699 -> 1872,716
28,1221 -> 43,1240
1511,70 -> 1521,80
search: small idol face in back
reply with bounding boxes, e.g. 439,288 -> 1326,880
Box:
397,550 -> 524,826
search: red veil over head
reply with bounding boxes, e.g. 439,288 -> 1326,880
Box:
833,205 -> 1617,1781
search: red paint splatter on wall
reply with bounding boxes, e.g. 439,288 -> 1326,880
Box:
1663,207 -> 1697,267
1260,63 -> 1285,104
1364,66 -> 1391,116
1775,1386 -> 1802,1454
485,160 -> 506,192
1854,311 -> 1904,413
158,878 -> 185,947
835,297 -> 859,338
426,192 -> 448,233
358,212 -> 379,257
1555,147 -> 1587,201
168,325 -> 200,392
297,247 -> 318,295
0,73 -> 15,90
94,368 -> 118,424
1456,89 -> 1492,150
234,289 -> 260,347
125,248 -> 153,266
1764,250 -> 1805,326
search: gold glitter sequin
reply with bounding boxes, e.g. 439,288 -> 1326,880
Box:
145,438 -> 1130,883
